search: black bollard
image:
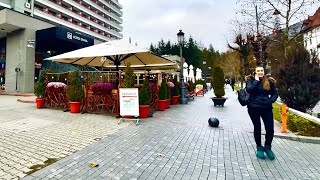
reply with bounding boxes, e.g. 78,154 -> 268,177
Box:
208,118 -> 219,127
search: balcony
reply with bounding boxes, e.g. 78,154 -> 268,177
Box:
109,0 -> 123,9
36,0 -> 122,38
95,0 -> 123,16
82,0 -> 122,24
66,0 -> 122,30
34,8 -> 117,41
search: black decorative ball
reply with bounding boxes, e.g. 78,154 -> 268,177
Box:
208,118 -> 219,127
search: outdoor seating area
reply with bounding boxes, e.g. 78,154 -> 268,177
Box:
33,39 -> 207,119
39,69 -> 200,117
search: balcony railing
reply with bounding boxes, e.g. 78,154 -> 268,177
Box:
34,8 -> 118,41
69,0 -> 122,29
93,0 -> 123,16
39,0 -> 122,31
38,0 -> 122,38
81,0 -> 122,24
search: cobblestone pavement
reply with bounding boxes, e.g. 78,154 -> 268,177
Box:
0,96 -> 129,179
23,87 -> 320,180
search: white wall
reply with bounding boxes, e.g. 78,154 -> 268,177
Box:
304,26 -> 320,59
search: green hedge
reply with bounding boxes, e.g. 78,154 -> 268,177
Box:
272,103 -> 320,137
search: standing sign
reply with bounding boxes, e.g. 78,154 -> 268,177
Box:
118,88 -> 140,124
195,84 -> 204,96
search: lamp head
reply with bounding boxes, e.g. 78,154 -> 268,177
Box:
177,30 -> 185,45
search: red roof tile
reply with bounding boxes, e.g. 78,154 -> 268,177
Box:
303,7 -> 320,32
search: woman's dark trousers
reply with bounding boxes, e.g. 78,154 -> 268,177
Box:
248,107 -> 274,147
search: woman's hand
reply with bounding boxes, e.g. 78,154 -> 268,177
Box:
245,75 -> 254,81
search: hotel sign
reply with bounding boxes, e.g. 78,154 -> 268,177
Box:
55,27 -> 94,46
66,32 -> 89,43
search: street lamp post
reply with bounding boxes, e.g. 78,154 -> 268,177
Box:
177,30 -> 187,104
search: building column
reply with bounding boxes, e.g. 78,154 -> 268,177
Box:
5,28 -> 35,93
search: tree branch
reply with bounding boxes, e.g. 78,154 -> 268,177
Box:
266,0 -> 286,18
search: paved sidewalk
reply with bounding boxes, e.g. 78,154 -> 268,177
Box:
0,96 -> 129,179
23,87 -> 320,180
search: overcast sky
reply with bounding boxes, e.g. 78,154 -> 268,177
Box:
117,0 -> 238,52
117,0 -> 318,52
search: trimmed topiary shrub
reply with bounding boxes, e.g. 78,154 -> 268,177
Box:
66,69 -> 85,102
173,77 -> 180,96
34,70 -> 48,98
166,81 -> 171,99
139,79 -> 151,105
122,63 -> 135,88
212,66 -> 225,98
159,81 -> 167,100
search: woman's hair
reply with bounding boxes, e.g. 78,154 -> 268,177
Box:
262,76 -> 270,90
255,65 -> 270,91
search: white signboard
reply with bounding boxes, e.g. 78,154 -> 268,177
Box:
119,88 -> 139,117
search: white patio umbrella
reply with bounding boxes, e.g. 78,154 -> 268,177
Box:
189,65 -> 195,83
196,68 -> 200,80
183,62 -> 189,82
45,40 -> 177,70
196,68 -> 203,80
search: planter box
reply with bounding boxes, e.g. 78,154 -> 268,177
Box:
211,97 -> 227,107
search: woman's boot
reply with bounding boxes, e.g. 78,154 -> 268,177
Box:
264,145 -> 275,160
256,146 -> 265,159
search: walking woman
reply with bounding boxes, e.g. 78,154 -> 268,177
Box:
246,66 -> 278,160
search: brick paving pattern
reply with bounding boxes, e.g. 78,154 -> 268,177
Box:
0,96 -> 129,179
20,87 -> 320,180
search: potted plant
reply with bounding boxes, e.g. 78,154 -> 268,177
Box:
34,70 -> 46,109
188,81 -> 195,95
122,63 -> 135,88
139,79 -> 151,118
158,80 -> 167,111
66,69 -> 85,113
172,77 -> 180,104
211,66 -> 227,107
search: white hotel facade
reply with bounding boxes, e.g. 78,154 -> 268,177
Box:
0,0 -> 123,93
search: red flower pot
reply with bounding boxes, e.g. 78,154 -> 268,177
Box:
139,105 -> 149,118
69,102 -> 81,113
172,96 -> 179,105
166,99 -> 170,109
36,98 -> 44,109
158,100 -> 166,111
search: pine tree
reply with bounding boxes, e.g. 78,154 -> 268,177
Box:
122,63 -> 135,88
278,45 -> 320,112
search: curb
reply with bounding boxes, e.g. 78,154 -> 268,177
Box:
274,133 -> 320,144
0,92 -> 34,97
17,99 -> 35,103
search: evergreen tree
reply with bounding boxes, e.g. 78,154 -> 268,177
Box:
150,44 -> 156,54
212,66 -> 225,98
139,79 -> 151,105
173,77 -> 180,96
159,81 -> 167,100
122,63 -> 135,88
278,45 -> 320,113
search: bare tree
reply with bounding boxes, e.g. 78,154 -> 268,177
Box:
237,0 -> 319,53
227,34 -> 251,84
